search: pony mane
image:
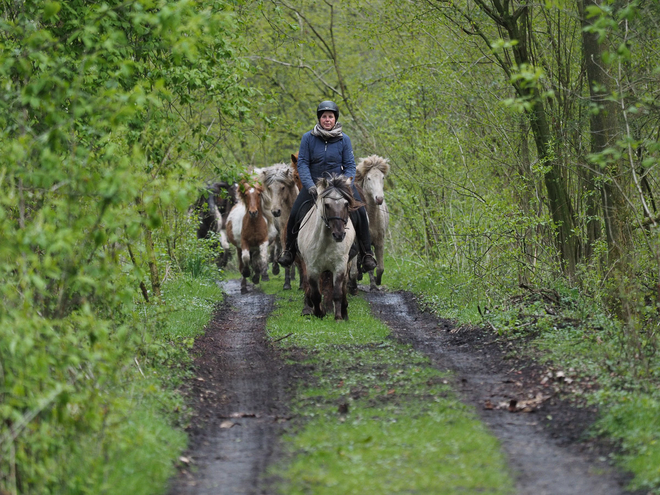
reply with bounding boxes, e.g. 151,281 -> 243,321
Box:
317,174 -> 364,211
355,155 -> 390,183
262,163 -> 296,188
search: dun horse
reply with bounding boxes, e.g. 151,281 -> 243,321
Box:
352,155 -> 390,290
261,163 -> 299,290
226,180 -> 273,294
298,174 -> 361,320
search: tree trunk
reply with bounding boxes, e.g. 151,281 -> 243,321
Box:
501,5 -> 579,276
578,0 -> 631,264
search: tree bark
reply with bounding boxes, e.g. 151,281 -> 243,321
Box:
578,0 -> 631,264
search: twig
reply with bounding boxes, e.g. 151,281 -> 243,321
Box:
134,357 -> 145,378
272,333 -> 293,343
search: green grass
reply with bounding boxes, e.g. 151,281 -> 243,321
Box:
259,274 -> 513,494
59,272 -> 223,495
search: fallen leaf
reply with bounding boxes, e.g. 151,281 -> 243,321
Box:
338,403 -> 349,414
484,400 -> 494,410
220,421 -> 235,429
179,456 -> 190,464
229,412 -> 257,418
387,389 -> 396,395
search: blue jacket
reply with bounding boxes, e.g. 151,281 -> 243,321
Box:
297,130 -> 356,190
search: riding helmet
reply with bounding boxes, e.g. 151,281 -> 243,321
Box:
317,100 -> 339,120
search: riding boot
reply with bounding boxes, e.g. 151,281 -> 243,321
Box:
278,234 -> 297,267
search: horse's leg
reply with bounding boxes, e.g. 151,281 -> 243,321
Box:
283,264 -> 292,290
332,271 -> 347,321
347,258 -> 358,295
321,271 -> 333,315
308,276 -> 324,317
297,260 -> 304,290
374,241 -> 385,287
240,245 -> 251,279
341,273 -> 349,321
272,235 -> 281,276
241,275 -> 248,294
260,240 -> 270,282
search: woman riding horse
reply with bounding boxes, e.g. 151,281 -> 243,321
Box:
278,101 -> 378,273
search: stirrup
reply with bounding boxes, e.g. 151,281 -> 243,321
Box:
278,249 -> 295,267
360,253 -> 377,273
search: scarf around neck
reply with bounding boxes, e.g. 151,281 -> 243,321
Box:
311,122 -> 343,140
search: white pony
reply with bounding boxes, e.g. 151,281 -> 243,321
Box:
298,175 -> 359,320
260,163 -> 299,289
353,155 -> 390,290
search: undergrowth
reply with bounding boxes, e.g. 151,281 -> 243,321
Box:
260,275 -> 512,494
0,266 -> 223,495
384,253 -> 660,493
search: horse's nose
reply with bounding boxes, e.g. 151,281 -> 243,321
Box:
375,196 -> 384,205
332,231 -> 346,242
272,209 -> 281,217
249,210 -> 258,218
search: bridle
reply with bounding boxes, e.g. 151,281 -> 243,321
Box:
320,193 -> 349,229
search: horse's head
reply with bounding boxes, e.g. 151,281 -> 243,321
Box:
356,155 -> 390,205
264,164 -> 297,218
239,181 -> 264,219
317,175 -> 355,242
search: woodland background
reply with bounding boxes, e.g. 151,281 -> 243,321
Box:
1,0 -> 660,493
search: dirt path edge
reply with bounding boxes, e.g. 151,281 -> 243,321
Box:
366,289 -> 641,495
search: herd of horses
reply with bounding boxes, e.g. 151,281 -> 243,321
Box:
193,154 -> 390,321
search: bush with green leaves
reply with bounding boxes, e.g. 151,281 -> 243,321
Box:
0,1 -> 249,492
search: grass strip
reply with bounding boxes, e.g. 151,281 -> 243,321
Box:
260,275 -> 512,494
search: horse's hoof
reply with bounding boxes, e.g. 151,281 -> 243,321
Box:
241,287 -> 249,294
302,307 -> 313,316
283,283 -> 292,290
370,285 -> 380,292
272,263 -> 280,275
252,274 -> 261,284
357,273 -> 363,281
262,273 -> 270,282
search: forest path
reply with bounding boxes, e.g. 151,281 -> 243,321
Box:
169,280 -> 634,495
168,279 -> 290,495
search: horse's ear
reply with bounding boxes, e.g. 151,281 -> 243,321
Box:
316,177 -> 328,192
345,177 -> 353,187
291,153 -> 298,164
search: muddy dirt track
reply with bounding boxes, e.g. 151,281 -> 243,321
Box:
168,280 -> 637,495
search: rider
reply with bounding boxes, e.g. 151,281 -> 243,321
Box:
278,100 -> 378,273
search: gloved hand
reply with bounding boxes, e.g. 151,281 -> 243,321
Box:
308,186 -> 318,201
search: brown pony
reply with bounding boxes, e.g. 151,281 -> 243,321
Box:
226,180 -> 273,294
290,152 -> 303,191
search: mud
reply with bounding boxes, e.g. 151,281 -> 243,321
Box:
168,279 -> 290,495
366,289 -> 638,495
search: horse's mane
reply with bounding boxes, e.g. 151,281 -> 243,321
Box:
262,163 -> 296,188
355,155 -> 390,184
318,174 -> 364,211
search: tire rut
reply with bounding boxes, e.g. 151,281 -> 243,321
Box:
366,289 -> 635,495
169,279 -> 289,495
